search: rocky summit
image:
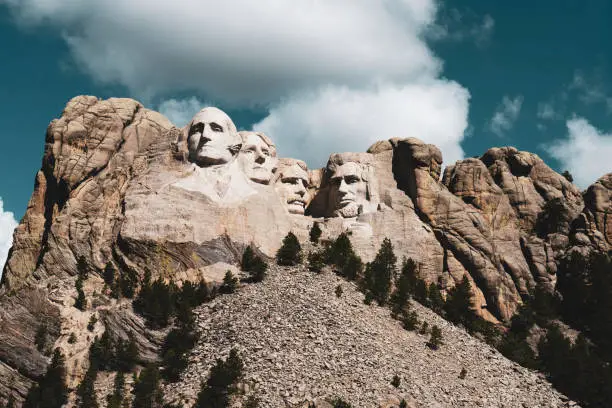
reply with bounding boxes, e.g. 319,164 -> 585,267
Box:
0,95 -> 610,407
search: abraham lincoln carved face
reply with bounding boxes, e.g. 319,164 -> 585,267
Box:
326,153 -> 378,218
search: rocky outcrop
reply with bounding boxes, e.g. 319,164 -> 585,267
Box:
0,95 -> 608,405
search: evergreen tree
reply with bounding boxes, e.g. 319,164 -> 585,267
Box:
221,271 -> 238,294
390,259 -> 417,316
75,275 -> 86,311
276,232 -> 302,266
24,349 -> 68,408
330,397 -> 353,408
562,170 -> 574,183
459,368 -> 467,379
335,285 -> 343,298
195,349 -> 244,408
309,222 -> 322,244
34,325 -> 47,352
241,246 -> 267,282
133,365 -> 163,408
427,283 -> 445,315
77,255 -> 89,279
243,395 -> 261,408
427,325 -> 443,350
391,375 -> 400,388
77,364 -> 99,408
107,372 -> 126,408
324,233 -> 353,268
308,250 -> 325,273
414,279 -> 428,304
133,275 -> 177,329
104,262 -> 116,286
363,238 -> 396,306
401,309 -> 419,331
87,315 -> 98,332
119,268 -> 138,299
340,254 -> 363,281
444,276 -> 475,329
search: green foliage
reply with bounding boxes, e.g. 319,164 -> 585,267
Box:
443,276 -> 475,329
363,238 -> 396,306
133,365 -> 163,408
427,325 -> 443,350
24,349 -> 69,408
34,325 -> 47,353
119,268 -> 138,299
459,368 -> 467,379
77,256 -> 89,279
241,246 -> 268,282
89,330 -> 139,373
399,400 -> 407,408
276,232 -> 302,266
221,271 -> 239,294
419,321 -> 429,335
498,332 -> 538,369
427,283 -> 445,315
195,349 -> 244,408
391,374 -> 400,388
87,315 -> 98,332
77,364 -> 99,408
161,315 -> 199,382
133,272 -> 177,329
309,222 -> 322,244
390,259 -> 417,316
104,262 -> 115,286
324,233 -> 353,268
107,372 -> 126,408
75,274 -> 87,311
68,333 -> 77,344
562,170 -> 573,183
335,285 -> 343,298
329,397 -> 353,408
243,395 -> 261,408
340,253 -> 363,281
401,309 -> 419,331
308,250 -> 325,273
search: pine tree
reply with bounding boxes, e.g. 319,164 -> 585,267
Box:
132,365 -> 163,408
107,372 -> 126,408
401,309 -> 419,331
459,368 -> 467,379
340,253 -> 362,281
24,349 -> 68,408
195,349 -> 244,408
87,315 -> 98,332
34,324 -> 47,352
77,364 -> 99,408
391,375 -> 400,388
444,276 -> 475,329
309,222 -> 322,244
562,170 -> 573,183
276,232 -> 302,266
363,238 -> 396,306
104,262 -> 115,286
221,271 -> 238,294
390,258 -> 417,316
427,325 -> 443,350
77,255 -> 89,279
325,233 -> 353,268
75,275 -> 86,311
428,282 -> 445,314
308,250 -> 325,273
241,246 -> 267,282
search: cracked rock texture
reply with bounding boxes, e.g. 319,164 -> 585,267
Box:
0,95 -> 609,405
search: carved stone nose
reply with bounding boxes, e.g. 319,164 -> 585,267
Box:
255,155 -> 265,164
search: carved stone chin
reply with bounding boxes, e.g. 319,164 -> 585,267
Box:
274,158 -> 311,215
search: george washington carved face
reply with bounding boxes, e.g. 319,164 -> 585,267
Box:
274,159 -> 310,215
186,107 -> 241,167
238,131 -> 278,184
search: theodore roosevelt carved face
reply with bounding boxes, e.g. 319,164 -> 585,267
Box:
186,107 -> 241,167
238,131 -> 278,184
274,159 -> 310,215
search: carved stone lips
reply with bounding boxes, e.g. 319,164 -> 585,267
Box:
288,199 -> 305,207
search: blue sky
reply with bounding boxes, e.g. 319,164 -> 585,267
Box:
1,0 -> 612,265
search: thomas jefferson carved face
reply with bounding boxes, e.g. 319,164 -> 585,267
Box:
329,162 -> 370,218
186,108 -> 240,167
238,132 -> 278,184
275,160 -> 310,215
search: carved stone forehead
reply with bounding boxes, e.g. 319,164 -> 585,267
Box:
327,152 -> 373,177
330,162 -> 362,179
277,158 -> 309,181
190,107 -> 237,133
239,131 -> 277,155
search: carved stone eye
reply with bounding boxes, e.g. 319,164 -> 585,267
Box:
210,122 -> 223,132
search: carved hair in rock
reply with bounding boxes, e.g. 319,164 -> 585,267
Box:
172,107 -> 241,162
326,152 -> 379,205
273,158 -> 309,185
239,131 -> 277,157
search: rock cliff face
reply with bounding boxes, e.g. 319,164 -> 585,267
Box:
0,95 -> 610,406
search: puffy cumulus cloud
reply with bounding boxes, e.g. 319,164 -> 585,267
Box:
158,97 -> 205,127
253,81 -> 469,168
4,0 -> 471,167
3,0 -> 439,104
0,198 -> 18,273
545,117 -> 612,188
488,95 -> 523,137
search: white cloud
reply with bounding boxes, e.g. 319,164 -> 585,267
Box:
4,0 -> 471,168
569,70 -> 612,112
253,81 -> 470,167
488,95 -> 523,137
537,102 -> 558,120
545,117 -> 612,188
0,198 -> 18,274
158,97 -> 205,127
